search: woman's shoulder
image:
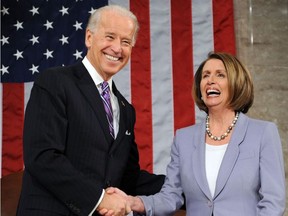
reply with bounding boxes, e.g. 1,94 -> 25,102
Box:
244,113 -> 277,128
175,122 -> 203,135
240,113 -> 278,135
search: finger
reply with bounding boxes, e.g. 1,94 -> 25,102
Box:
106,187 -> 116,194
98,208 -> 108,215
105,209 -> 115,216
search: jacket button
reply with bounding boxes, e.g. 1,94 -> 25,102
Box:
106,181 -> 111,187
207,201 -> 213,207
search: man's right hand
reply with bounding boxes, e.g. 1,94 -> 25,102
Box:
101,187 -> 145,214
97,190 -> 131,216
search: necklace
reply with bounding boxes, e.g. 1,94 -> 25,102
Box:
206,112 -> 239,141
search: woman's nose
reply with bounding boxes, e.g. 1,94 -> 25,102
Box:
207,76 -> 215,84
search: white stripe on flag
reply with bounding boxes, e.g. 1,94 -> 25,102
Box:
109,0 -> 132,102
192,0 -> 214,123
150,0 -> 174,174
24,83 -> 33,111
114,63 -> 132,103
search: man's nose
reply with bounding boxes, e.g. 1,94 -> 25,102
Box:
111,39 -> 122,53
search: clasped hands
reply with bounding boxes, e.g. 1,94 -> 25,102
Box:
97,187 -> 145,216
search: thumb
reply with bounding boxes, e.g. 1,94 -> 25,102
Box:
125,204 -> 132,215
105,187 -> 116,194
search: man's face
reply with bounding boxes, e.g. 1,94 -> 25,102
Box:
85,10 -> 135,80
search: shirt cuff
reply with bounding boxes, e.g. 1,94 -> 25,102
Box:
88,189 -> 105,216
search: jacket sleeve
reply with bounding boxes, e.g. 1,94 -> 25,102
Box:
257,122 -> 286,216
139,134 -> 184,216
119,103 -> 165,196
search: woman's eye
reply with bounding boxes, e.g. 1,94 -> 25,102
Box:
202,74 -> 209,78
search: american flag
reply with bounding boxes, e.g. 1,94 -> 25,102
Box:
0,0 -> 235,177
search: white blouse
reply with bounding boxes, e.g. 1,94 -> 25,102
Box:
205,143 -> 228,197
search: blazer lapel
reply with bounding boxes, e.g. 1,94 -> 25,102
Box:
109,95 -> 127,152
214,113 -> 248,198
192,121 -> 212,199
74,63 -> 114,144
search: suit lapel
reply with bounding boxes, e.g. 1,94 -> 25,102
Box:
74,63 -> 114,144
192,121 -> 212,199
214,113 -> 248,198
110,93 -> 127,152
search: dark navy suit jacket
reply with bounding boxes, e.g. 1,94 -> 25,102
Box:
17,62 -> 164,216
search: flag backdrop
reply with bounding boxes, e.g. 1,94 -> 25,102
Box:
1,0 -> 235,178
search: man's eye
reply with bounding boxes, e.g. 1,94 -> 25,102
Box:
106,35 -> 114,40
122,41 -> 131,46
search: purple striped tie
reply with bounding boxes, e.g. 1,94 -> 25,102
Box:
101,81 -> 114,139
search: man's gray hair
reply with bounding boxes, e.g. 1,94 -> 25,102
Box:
86,5 -> 139,46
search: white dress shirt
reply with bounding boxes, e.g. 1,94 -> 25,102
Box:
82,57 -> 120,215
82,57 -> 120,137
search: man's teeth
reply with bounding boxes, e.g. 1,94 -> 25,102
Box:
105,54 -> 119,61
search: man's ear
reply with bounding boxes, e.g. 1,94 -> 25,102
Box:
85,29 -> 93,48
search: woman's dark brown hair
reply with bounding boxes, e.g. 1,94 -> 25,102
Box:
192,52 -> 254,113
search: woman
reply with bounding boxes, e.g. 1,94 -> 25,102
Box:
111,52 -> 285,216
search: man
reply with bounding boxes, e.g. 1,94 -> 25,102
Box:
16,5 -> 164,216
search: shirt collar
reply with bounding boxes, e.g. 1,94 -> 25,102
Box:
82,57 -> 113,90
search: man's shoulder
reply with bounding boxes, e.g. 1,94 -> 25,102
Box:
35,62 -> 83,83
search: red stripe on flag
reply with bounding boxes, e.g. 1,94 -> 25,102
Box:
130,1 -> 153,172
171,0 -> 195,131
2,83 -> 24,177
212,0 -> 236,54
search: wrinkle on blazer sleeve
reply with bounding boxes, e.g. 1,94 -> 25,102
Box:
257,122 -> 285,215
140,133 -> 184,216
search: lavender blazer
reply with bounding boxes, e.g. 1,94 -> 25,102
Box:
141,113 -> 286,216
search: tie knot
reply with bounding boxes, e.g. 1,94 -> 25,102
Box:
101,81 -> 109,91
101,81 -> 111,97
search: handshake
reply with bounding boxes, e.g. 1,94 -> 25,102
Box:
97,187 -> 145,216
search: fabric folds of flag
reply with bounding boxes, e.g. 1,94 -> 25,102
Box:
0,0 -> 235,177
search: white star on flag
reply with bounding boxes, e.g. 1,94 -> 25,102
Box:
43,49 -> 54,59
29,35 -> 39,45
14,20 -> 23,30
44,20 -> 53,30
13,50 -> 24,60
1,65 -> 9,75
1,6 -> 9,15
88,7 -> 96,14
73,21 -> 83,31
0,35 -> 9,45
59,35 -> 69,45
73,50 -> 83,60
29,64 -> 39,74
29,6 -> 39,16
59,6 -> 69,16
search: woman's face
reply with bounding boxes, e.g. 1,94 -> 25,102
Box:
200,59 -> 229,110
